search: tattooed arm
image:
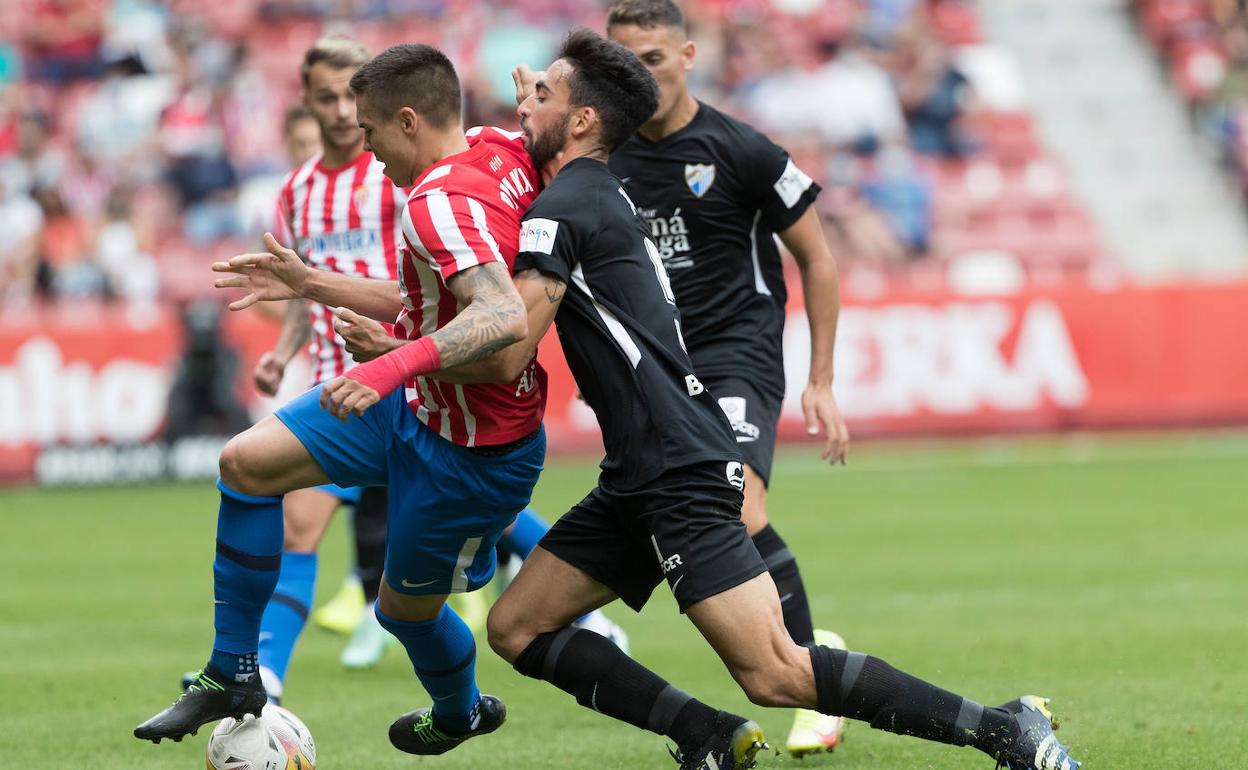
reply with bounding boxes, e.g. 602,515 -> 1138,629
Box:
435,268 -> 565,385
320,261 -> 530,418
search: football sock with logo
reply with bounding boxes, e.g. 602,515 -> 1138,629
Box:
499,507 -> 548,559
353,487 -> 388,604
752,524 -> 814,646
211,480 -> 283,681
257,551 -> 317,682
513,628 -> 720,754
809,645 -> 1013,754
376,603 -> 481,733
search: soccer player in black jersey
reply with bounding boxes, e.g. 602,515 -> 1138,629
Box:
466,28 -> 1080,770
604,0 -> 849,753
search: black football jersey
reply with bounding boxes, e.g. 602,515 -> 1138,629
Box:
514,158 -> 740,490
608,102 -> 820,399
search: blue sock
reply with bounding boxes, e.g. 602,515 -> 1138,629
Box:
499,507 -> 548,559
211,480 -> 283,681
375,603 -> 481,732
258,551 -> 317,683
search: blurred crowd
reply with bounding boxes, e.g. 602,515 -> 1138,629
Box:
0,0 -> 1017,306
1130,0 -> 1248,202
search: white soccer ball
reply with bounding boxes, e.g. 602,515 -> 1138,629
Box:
205,704 -> 317,770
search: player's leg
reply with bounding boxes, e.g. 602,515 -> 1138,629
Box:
489,546 -> 761,768
379,422 -> 545,756
714,380 -> 845,755
353,486 -> 388,606
646,460 -> 1076,769
712,382 -> 816,646
487,494 -> 764,769
135,384 -> 396,743
212,419 -> 331,680
686,573 -> 1079,768
739,467 -> 847,754
256,485 -> 348,700
498,506 -> 629,651
341,485 -> 392,668
740,468 -> 814,644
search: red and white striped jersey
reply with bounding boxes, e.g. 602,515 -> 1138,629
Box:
395,126 -> 546,447
276,150 -> 407,386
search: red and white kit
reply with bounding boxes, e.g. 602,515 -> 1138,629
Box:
276,151 -> 407,385
396,126 -> 546,447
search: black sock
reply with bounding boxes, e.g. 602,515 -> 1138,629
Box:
514,628 -> 720,754
352,487 -> 387,604
752,525 -> 814,646
809,645 -> 1012,756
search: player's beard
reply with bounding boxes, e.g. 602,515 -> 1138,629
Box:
526,109 -> 571,172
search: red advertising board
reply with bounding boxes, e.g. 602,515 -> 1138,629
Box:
3,279 -> 1248,482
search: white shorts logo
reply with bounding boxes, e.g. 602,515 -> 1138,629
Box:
725,461 -> 745,491
718,396 -> 760,443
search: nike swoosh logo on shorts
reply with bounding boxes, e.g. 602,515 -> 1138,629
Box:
401,578 -> 438,588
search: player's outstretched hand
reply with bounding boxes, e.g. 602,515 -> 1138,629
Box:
321,376 -> 380,421
801,384 -> 849,465
213,232 -> 309,310
253,351 -> 285,396
512,64 -> 539,105
334,307 -> 401,363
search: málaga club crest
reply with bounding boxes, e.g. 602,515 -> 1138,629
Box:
684,163 -> 716,198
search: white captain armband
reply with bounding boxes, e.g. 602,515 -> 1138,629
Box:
773,158 -> 814,209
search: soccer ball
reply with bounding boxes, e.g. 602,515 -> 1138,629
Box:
205,704 -> 316,770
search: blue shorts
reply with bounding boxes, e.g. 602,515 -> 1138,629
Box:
276,384 -> 545,595
314,483 -> 361,504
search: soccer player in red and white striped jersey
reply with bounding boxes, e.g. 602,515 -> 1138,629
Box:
141,44 -> 555,753
387,124 -> 543,446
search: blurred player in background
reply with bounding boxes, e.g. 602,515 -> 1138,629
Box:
604,0 -> 850,755
480,28 -> 1079,770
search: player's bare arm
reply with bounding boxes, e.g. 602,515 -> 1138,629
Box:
435,268 -> 566,385
254,298 -> 311,395
320,261 -> 528,419
779,206 -> 850,465
213,232 -> 403,322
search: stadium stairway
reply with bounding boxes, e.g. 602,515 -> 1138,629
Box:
981,0 -> 1248,280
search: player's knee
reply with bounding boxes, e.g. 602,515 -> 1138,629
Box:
219,436 -> 262,494
282,521 -> 316,552
737,667 -> 802,708
737,669 -> 788,707
731,645 -> 810,708
485,603 -> 532,664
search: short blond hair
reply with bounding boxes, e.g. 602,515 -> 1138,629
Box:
300,35 -> 370,88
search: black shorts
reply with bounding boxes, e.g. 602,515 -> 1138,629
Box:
539,460 -> 767,613
703,375 -> 782,486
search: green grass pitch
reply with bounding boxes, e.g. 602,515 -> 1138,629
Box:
2,431 -> 1246,769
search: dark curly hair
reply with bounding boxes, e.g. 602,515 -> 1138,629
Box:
556,27 -> 659,152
